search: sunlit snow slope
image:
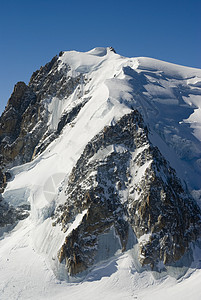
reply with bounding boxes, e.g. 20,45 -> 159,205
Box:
0,47 -> 201,299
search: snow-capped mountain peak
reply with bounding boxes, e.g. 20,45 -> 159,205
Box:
0,48 -> 201,299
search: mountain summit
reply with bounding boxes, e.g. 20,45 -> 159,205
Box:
0,47 -> 201,299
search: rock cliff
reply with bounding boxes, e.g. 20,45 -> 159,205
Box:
53,110 -> 201,274
0,54 -> 87,225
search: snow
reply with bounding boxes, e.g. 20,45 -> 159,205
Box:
94,226 -> 122,264
87,47 -> 108,57
182,95 -> 201,141
0,229 -> 200,300
137,56 -> 201,79
130,158 -> 153,202
0,47 -> 201,299
65,209 -> 88,236
138,233 -> 152,245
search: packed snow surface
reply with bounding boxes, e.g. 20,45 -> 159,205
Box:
1,47 -> 201,299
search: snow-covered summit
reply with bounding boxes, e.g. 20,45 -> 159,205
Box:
0,48 -> 201,299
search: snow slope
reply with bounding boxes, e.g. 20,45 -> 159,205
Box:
0,223 -> 201,300
1,47 -> 201,299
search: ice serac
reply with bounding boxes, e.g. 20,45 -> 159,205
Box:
0,47 -> 201,280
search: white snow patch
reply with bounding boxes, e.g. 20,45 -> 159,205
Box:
65,209 -> 88,237
138,233 -> 152,245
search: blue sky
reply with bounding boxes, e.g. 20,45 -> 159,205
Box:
0,0 -> 200,114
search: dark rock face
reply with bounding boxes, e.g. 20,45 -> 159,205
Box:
0,54 -> 88,227
53,110 -> 201,275
109,47 -> 116,53
128,146 -> 201,267
0,195 -> 30,229
0,81 -> 37,193
29,55 -> 82,101
0,55 -> 87,193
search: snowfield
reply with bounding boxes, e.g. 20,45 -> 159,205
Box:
0,47 -> 201,299
0,223 -> 201,300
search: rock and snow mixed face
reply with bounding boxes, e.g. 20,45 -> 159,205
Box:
52,110 -> 200,275
0,47 -> 201,299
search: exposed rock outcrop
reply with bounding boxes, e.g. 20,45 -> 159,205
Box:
0,55 -> 88,193
0,195 -> 30,229
0,54 -> 89,226
53,110 -> 201,275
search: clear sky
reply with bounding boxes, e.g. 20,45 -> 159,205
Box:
0,0 -> 200,114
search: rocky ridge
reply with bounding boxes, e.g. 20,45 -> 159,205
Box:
0,54 -> 89,226
53,110 -> 201,275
